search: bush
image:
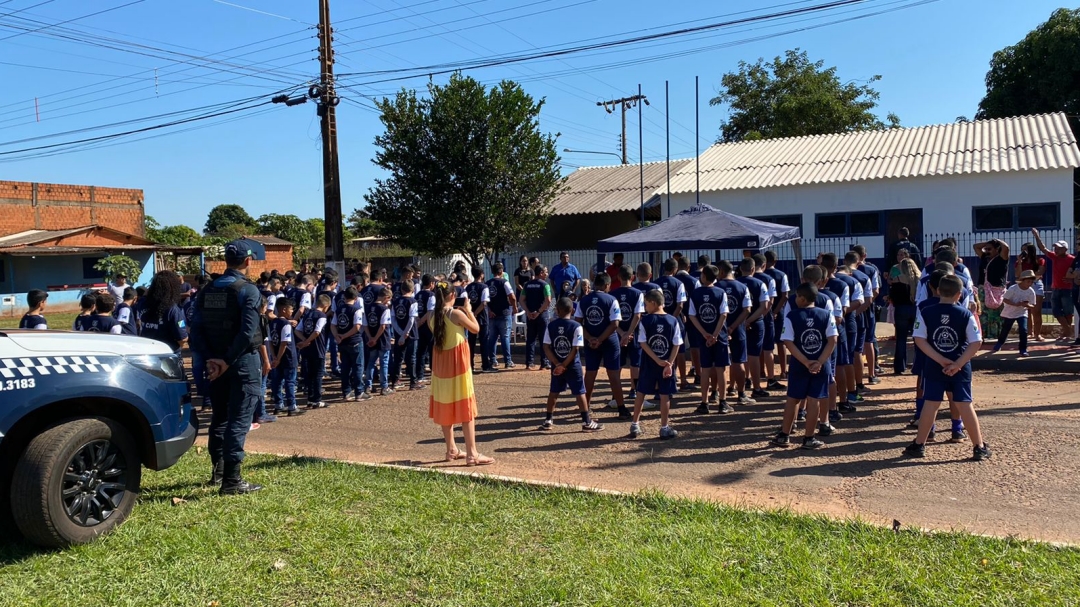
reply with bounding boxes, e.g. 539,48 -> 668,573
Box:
93,255 -> 143,284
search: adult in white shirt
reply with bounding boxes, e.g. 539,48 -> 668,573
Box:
990,271 -> 1037,356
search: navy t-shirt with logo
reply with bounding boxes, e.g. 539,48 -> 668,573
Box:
543,317 -> 584,370
610,286 -> 645,333
139,304 -> 188,351
716,278 -> 751,334
365,302 -> 393,351
391,295 -> 419,340
574,291 -> 620,340
465,282 -> 490,326
522,279 -> 548,314
335,300 -> 365,347
636,313 -> 683,372
913,302 -> 981,383
299,309 -> 329,359
688,286 -> 729,343
736,275 -> 768,325
654,275 -> 687,317
269,317 -> 296,367
781,306 -> 838,372
486,277 -> 513,316
19,314 -> 47,330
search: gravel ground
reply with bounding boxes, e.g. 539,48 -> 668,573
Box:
190,351 -> 1080,545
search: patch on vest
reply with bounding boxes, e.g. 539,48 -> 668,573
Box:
203,293 -> 228,309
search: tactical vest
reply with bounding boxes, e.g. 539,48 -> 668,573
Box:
196,277 -> 262,357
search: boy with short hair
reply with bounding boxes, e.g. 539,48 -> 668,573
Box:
333,286 -> 372,402
762,251 -> 791,386
736,258 -> 770,401
905,275 -> 990,461
751,254 -> 779,392
822,253 -> 861,412
688,265 -> 729,414
610,265 -> 645,414
522,265 -> 553,370
465,267 -> 491,373
772,283 -> 838,450
86,293 -> 123,334
485,262 -> 517,370
19,289 -> 48,330
852,244 -> 883,382
269,298 -> 304,416
992,270 -> 1038,356
575,273 -> 625,416
540,298 -> 604,433
73,293 -> 97,331
364,286 -> 394,396
296,294 -> 332,409
629,289 -> 683,440
414,274 -> 437,384
715,260 -> 752,409
112,287 -> 138,335
389,280 -> 419,390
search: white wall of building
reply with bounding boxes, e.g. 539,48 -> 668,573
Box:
665,169 -> 1075,258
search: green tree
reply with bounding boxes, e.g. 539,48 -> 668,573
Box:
304,218 -> 325,246
346,207 -> 379,238
256,213 -> 313,247
144,215 -> 162,241
205,204 -> 255,235
366,73 -> 562,267
94,255 -> 143,284
977,9 -> 1080,122
710,49 -> 900,143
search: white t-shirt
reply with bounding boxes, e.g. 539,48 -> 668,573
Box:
1000,284 -> 1036,320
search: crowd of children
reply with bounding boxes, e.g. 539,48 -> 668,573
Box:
16,241 -> 1008,461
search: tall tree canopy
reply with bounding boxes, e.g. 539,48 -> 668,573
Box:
256,213 -> 314,248
346,208 -> 379,238
145,216 -> 202,246
977,8 -> 1080,123
205,204 -> 255,235
365,73 -> 562,267
710,49 -> 900,143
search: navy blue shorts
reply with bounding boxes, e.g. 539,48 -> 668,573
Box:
786,363 -> 830,400
923,376 -> 972,402
746,320 -> 765,357
912,346 -> 925,377
677,318 -> 687,355
583,336 -> 621,371
773,315 -> 785,350
698,340 -> 730,369
637,364 -> 677,396
864,310 -> 877,344
620,338 -> 642,368
686,320 -> 703,349
835,328 -> 852,366
727,326 -> 748,365
852,320 -> 866,354
762,313 -> 776,350
549,366 -> 586,395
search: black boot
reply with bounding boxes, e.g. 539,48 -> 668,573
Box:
219,462 -> 263,495
207,460 -> 224,486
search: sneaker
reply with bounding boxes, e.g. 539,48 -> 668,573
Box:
272,408 -> 283,416
874,366 -> 884,376
694,403 -> 711,415
680,384 -> 695,393
796,409 -> 807,422
851,393 -> 865,403
867,376 -> 881,385
770,432 -> 790,447
317,401 -> 330,409
356,392 -> 373,402
483,368 -> 500,374
249,422 -> 260,431
948,429 -> 968,443
801,436 -> 825,450
817,423 -> 835,436
927,428 -> 937,442
856,384 -> 870,394
286,407 -> 305,417
628,389 -> 637,400
829,409 -> 842,423
257,415 -> 278,424
751,389 -> 770,398
628,422 -> 641,438
726,387 -> 736,397
972,443 -> 992,461
539,419 -> 554,431
410,382 -> 419,391
617,407 -> 633,420
766,379 -> 784,391
990,345 -> 1002,354
605,399 -> 619,410
642,399 -> 659,410
505,361 -> 516,369
838,403 -> 857,414
738,393 -> 756,405
709,390 -> 719,404
744,379 -> 752,391
903,441 -> 925,458
582,420 -> 604,433
718,401 -> 734,414
659,425 -> 678,440
1019,351 -> 1030,358
907,417 -> 920,428
383,388 -> 396,396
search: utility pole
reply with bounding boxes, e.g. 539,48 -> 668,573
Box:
597,93 -> 648,165
316,0 -> 344,276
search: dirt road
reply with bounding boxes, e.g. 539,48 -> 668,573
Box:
191,360 -> 1080,544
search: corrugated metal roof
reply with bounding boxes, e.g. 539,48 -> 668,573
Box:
0,227 -> 93,247
0,245 -> 204,256
661,113 -> 1080,195
248,234 -> 292,246
553,159 -> 693,215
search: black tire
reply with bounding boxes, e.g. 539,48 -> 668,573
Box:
11,417 -> 141,548
0,461 -> 20,543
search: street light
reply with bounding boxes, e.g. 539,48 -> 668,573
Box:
562,148 -> 627,164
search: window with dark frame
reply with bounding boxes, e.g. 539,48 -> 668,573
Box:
972,203 -> 1059,231
849,212 -> 882,235
816,213 -> 847,237
82,257 -> 106,280
0,259 -> 5,283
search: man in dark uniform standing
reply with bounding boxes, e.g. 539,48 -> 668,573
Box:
191,239 -> 267,495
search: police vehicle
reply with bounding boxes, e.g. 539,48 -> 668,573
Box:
0,329 -> 195,547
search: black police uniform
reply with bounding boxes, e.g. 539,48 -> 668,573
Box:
190,241 -> 266,494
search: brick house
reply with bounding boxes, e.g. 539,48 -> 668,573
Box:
204,235 -> 294,276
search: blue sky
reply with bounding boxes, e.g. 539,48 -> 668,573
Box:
0,0 -> 1068,231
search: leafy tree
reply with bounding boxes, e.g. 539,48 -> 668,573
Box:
304,218 -> 325,247
205,204 -> 255,235
214,223 -> 251,241
94,255 -> 143,284
710,49 -> 900,143
347,207 -> 379,238
365,73 -> 562,267
145,215 -> 203,246
256,213 -> 313,247
144,215 -> 162,241
977,9 -> 1080,123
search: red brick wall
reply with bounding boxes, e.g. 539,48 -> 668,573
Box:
0,180 -> 144,237
205,246 -> 294,276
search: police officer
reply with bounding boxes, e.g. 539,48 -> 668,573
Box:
190,239 -> 267,495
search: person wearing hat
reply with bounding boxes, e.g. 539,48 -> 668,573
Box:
190,238 -> 268,495
1032,228 -> 1075,340
107,272 -> 129,304
991,270 -> 1038,357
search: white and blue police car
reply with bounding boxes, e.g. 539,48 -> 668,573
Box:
0,329 -> 195,548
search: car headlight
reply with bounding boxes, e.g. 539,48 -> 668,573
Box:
126,354 -> 185,381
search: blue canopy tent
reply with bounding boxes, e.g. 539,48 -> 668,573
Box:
596,203 -> 803,268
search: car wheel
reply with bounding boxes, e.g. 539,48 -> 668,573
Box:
11,418 -> 141,548
0,461 -> 19,543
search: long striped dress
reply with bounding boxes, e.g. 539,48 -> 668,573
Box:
428,310 -> 477,426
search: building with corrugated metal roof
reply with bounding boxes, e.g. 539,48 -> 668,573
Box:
532,159 -> 692,250
655,112 -> 1080,263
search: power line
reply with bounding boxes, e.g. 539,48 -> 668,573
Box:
0,0 -> 146,43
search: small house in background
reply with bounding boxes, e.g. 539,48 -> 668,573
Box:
532,160 -> 693,250
203,235 -> 294,276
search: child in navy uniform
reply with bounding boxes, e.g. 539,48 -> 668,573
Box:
73,293 -> 96,330
736,258 -> 771,400
629,289 -> 683,440
269,298 -> 304,417
19,289 -> 48,330
540,298 -> 603,432
688,265 -> 729,414
82,293 -> 123,334
114,287 -> 138,335
464,267 -> 491,373
574,273 -> 626,417
333,287 -> 372,402
906,275 -> 990,461
773,283 -> 838,450
522,266 -> 552,370
415,275 -> 437,385
296,294 -> 332,409
715,260 -> 752,408
390,281 -> 419,390
364,286 -> 394,396
610,265 -> 645,408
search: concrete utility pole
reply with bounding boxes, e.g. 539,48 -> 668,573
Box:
597,93 -> 648,165
316,0 -> 344,276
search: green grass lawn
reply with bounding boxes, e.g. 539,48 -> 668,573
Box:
1,453 -> 1077,607
0,312 -> 78,330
